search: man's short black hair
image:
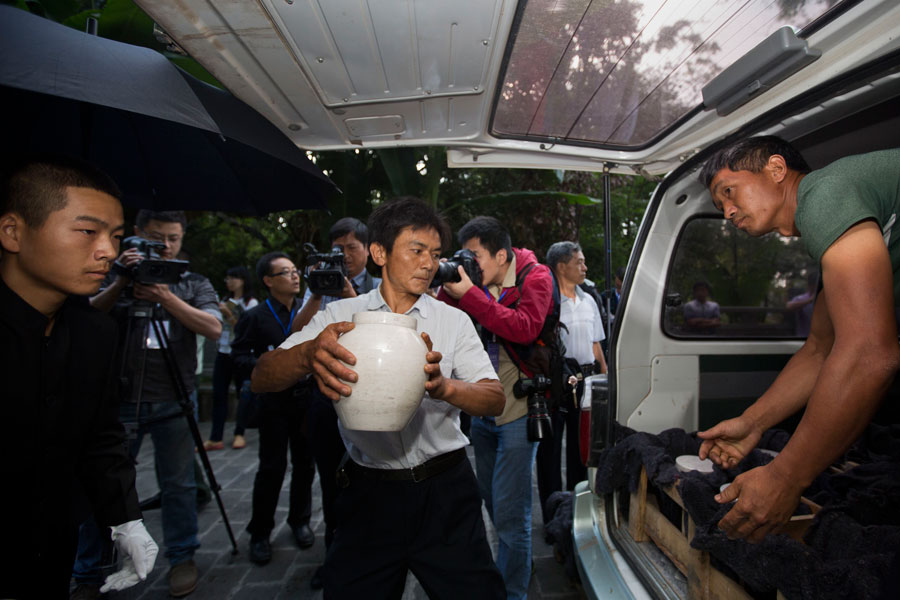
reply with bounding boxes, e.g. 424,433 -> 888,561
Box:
367,196 -> 451,254
0,154 -> 121,228
135,210 -> 187,232
256,251 -> 290,290
699,136 -> 811,189
546,241 -> 581,272
458,216 -> 512,261
692,280 -> 711,294
329,217 -> 369,246
615,266 -> 626,281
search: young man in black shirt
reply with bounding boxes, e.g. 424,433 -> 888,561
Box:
231,251 -> 317,564
0,155 -> 157,598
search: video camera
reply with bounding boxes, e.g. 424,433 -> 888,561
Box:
304,242 -> 348,297
514,374 -> 553,442
113,236 -> 188,284
430,248 -> 483,287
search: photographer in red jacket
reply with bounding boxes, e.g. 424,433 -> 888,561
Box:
438,216 -> 553,600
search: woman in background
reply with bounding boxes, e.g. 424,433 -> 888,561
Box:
205,266 -> 258,450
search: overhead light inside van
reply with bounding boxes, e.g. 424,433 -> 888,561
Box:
702,27 -> 821,117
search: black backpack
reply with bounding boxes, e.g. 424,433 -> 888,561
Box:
499,263 -> 569,404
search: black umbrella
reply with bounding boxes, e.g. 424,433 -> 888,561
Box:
0,5 -> 338,215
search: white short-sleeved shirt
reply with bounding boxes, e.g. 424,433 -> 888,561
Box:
280,287 -> 497,469
559,285 -> 606,365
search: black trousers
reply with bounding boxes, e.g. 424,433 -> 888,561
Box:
321,455 -> 505,600
536,403 -> 587,524
247,392 -> 316,538
307,388 -> 346,547
1,523 -> 78,599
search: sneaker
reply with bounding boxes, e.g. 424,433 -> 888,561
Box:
70,583 -> 102,600
232,434 -> 246,449
168,560 -> 198,598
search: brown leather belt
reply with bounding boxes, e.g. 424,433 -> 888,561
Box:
347,447 -> 467,483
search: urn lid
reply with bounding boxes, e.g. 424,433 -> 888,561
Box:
351,311 -> 417,330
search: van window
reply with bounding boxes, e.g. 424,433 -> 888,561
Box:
493,0 -> 851,148
664,217 -> 818,339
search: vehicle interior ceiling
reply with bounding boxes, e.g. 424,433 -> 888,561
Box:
679,62 -> 900,212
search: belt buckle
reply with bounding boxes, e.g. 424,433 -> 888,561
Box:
410,464 -> 425,483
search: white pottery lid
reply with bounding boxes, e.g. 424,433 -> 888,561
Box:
351,311 -> 417,329
675,455 -> 714,473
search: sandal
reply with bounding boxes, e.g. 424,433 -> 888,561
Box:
203,440 -> 225,451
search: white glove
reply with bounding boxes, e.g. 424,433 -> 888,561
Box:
100,519 -> 159,593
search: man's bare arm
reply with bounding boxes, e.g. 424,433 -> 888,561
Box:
252,322 -> 357,395
251,346 -> 309,393
716,220 -> 900,541
90,276 -> 128,312
700,288 -> 834,466
771,220 -> 900,486
291,295 -> 321,333
592,341 -> 608,373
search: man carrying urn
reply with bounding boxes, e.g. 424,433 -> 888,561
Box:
251,196 -> 506,599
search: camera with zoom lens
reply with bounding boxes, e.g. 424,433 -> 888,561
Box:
514,374 -> 553,442
304,242 -> 348,297
430,248 -> 483,287
113,236 -> 188,284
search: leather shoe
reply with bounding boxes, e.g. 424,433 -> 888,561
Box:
310,565 -> 324,590
168,560 -> 198,598
292,524 -> 315,549
249,537 -> 272,565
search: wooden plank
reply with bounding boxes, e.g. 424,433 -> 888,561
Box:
661,482 -> 686,510
629,467 -> 649,542
686,517 -> 711,599
782,514 -> 815,542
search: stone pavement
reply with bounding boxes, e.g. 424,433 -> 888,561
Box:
102,427 -> 586,600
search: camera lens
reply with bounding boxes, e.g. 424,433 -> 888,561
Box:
431,260 -> 462,286
527,396 -> 552,442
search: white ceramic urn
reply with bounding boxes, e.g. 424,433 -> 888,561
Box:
335,311 -> 428,431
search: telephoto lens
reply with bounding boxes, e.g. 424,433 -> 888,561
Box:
526,395 -> 552,441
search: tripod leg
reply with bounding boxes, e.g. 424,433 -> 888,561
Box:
149,317 -> 239,555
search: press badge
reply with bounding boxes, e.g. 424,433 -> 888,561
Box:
487,341 -> 500,373
144,320 -> 171,349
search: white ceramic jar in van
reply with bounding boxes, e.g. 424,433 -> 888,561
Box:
335,311 -> 428,431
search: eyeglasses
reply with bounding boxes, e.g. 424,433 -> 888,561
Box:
143,231 -> 182,244
272,269 -> 300,279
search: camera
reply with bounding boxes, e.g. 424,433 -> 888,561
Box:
430,248 -> 483,287
513,374 -> 553,442
304,242 -> 348,297
113,236 -> 188,284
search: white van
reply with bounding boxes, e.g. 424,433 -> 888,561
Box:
136,0 -> 900,597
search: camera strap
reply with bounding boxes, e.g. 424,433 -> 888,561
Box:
265,298 -> 297,339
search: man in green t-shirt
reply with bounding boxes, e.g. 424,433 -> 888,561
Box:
695,136 -> 900,542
